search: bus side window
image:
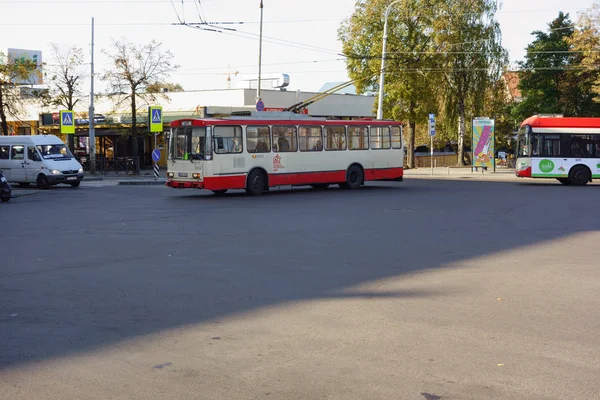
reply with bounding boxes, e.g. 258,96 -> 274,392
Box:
272,126 -> 297,152
348,126 -> 369,150
247,126 -> 270,153
324,126 -> 346,151
391,126 -> 402,149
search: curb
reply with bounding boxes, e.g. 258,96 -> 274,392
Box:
117,180 -> 166,186
83,177 -> 104,182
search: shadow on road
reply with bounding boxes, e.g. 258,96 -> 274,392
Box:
0,178 -> 599,371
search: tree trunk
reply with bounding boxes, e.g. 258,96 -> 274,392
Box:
457,100 -> 466,166
407,120 -> 416,169
131,91 -> 138,158
0,86 -> 8,136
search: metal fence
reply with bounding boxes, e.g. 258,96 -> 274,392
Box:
78,156 -> 140,175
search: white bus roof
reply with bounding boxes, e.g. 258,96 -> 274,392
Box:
0,135 -> 65,145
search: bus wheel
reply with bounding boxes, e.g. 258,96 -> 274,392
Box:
569,166 -> 590,186
311,184 -> 329,190
246,170 -> 266,196
36,174 -> 50,190
557,178 -> 571,185
211,189 -> 228,196
345,165 -> 363,189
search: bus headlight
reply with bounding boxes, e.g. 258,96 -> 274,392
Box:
192,173 -> 201,179
167,172 -> 174,178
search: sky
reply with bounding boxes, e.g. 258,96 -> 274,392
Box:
0,0 -> 596,95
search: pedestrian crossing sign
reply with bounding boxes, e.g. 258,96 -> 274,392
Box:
60,110 -> 75,134
148,106 -> 163,133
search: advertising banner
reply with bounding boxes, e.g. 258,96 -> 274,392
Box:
472,118 -> 495,168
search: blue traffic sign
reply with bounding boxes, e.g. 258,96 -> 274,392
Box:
256,100 -> 265,112
62,111 -> 73,126
152,148 -> 161,162
152,108 -> 162,123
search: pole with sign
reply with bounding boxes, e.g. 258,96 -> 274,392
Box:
428,113 -> 436,176
148,106 -> 163,179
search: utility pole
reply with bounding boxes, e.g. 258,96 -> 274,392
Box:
377,0 -> 403,120
89,17 -> 96,175
257,0 -> 264,102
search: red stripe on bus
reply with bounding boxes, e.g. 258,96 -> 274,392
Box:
515,167 -> 532,178
167,167 -> 404,190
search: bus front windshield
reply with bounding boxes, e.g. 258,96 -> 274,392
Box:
171,127 -> 211,160
517,125 -> 539,158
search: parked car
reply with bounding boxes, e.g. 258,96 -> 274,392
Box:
0,171 -> 11,202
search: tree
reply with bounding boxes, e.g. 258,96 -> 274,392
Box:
101,39 -> 178,158
515,12 -> 587,120
433,0 -> 507,165
568,1 -> 600,111
0,52 -> 40,136
46,43 -> 86,150
146,82 -> 184,93
339,0 -> 440,169
339,0 -> 506,167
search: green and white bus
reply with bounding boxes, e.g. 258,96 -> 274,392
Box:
515,115 -> 600,186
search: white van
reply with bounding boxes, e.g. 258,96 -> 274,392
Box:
0,135 -> 84,189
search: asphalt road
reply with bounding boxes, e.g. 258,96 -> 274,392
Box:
1,180 -> 599,400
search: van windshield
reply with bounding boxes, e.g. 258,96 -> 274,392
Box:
36,144 -> 73,160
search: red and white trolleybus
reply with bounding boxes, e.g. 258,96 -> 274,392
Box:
165,112 -> 404,195
515,115 -> 600,185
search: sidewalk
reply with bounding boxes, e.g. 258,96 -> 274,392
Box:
404,167 -> 519,182
84,169 -> 166,185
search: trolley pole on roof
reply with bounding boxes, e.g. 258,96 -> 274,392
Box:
377,0 -> 402,120
256,0 -> 264,102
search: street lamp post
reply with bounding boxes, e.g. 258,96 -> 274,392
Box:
257,0 -> 264,102
376,0 -> 402,120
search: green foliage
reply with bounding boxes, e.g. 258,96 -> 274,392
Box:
0,52 -> 40,135
568,1 -> 600,106
516,10 -> 600,120
339,0 -> 507,166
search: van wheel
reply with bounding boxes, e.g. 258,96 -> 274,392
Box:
569,166 -> 590,186
37,174 -> 50,190
70,181 -> 81,188
345,165 -> 363,189
246,170 -> 266,196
